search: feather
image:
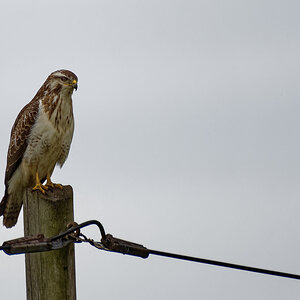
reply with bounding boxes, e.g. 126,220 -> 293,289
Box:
0,70 -> 77,227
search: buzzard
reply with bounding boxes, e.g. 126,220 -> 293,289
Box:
0,70 -> 78,228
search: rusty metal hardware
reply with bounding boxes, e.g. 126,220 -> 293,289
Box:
101,234 -> 149,258
1,219 -> 299,281
0,220 -> 150,258
1,234 -> 73,255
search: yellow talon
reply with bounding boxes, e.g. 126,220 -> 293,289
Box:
55,183 -> 63,190
32,183 -> 48,194
45,174 -> 54,188
32,172 -> 48,194
45,174 -> 63,189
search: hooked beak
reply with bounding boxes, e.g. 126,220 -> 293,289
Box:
72,80 -> 78,91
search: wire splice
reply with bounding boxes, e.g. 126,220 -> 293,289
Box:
101,234 -> 149,258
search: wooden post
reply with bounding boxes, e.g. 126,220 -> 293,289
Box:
23,185 -> 76,300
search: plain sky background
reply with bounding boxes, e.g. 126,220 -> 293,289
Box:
0,1 -> 299,299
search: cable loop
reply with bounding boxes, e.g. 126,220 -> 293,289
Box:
0,219 -> 299,281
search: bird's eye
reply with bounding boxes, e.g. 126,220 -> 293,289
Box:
61,76 -> 68,82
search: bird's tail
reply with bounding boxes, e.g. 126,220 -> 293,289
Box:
0,187 -> 24,228
0,191 -> 7,216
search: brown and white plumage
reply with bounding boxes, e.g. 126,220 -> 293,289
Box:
0,70 -> 78,228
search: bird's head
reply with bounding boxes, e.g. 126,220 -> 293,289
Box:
46,70 -> 78,95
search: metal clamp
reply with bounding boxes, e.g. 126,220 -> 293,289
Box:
1,234 -> 73,255
101,234 -> 149,258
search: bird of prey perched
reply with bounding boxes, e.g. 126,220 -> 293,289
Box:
0,70 -> 78,228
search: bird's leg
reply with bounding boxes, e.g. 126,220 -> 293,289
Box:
45,173 -> 54,188
45,174 -> 63,190
32,172 -> 48,194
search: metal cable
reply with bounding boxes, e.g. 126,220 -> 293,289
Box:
1,219 -> 299,280
148,249 -> 300,280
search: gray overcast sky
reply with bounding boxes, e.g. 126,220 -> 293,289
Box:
0,1 -> 300,299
